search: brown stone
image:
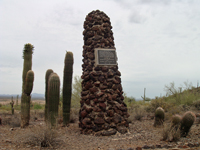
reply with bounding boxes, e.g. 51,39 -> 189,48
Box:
117,126 -> 127,134
94,117 -> 105,125
113,79 -> 119,84
100,85 -> 107,90
97,112 -> 104,117
120,106 -> 127,112
84,81 -> 93,90
116,70 -> 121,76
113,113 -> 122,124
112,84 -> 118,90
87,53 -> 95,60
94,81 -> 100,87
89,87 -> 98,94
85,99 -> 90,105
102,129 -> 117,136
81,91 -> 89,96
107,70 -> 114,78
105,117 -> 112,123
93,98 -> 98,103
93,107 -> 102,112
81,110 -> 88,118
112,94 -> 118,100
98,75 -> 105,82
110,122 -> 116,128
107,110 -> 114,117
81,95 -> 88,101
99,103 -> 106,110
82,118 -> 92,125
101,66 -> 108,72
96,92 -> 104,98
92,25 -> 100,31
94,66 -> 101,71
107,94 -> 112,101
86,107 -> 93,113
88,94 -> 95,100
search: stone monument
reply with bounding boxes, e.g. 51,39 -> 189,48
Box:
79,10 -> 129,135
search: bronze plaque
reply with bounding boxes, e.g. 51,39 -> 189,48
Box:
95,48 -> 117,66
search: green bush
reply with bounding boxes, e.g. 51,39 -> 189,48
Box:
192,99 -> 200,110
33,103 -> 43,110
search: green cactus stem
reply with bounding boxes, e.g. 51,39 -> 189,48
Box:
16,95 -> 19,106
180,111 -> 196,136
21,70 -> 34,128
45,69 -> 54,121
62,51 -> 74,125
154,107 -> 165,127
22,43 -> 34,91
47,73 -> 60,127
10,96 -> 14,115
21,43 -> 34,128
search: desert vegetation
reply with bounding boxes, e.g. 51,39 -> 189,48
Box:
0,78 -> 200,149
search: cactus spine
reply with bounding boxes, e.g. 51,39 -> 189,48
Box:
21,43 -> 34,128
45,69 -> 54,121
62,51 -> 74,125
47,73 -> 60,127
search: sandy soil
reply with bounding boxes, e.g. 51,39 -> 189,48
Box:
0,113 -> 200,150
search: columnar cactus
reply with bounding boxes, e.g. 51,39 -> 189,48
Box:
21,43 -> 34,128
45,69 -> 54,121
180,111 -> 196,136
154,107 -> 165,127
21,70 -> 34,127
47,73 -> 60,127
62,51 -> 74,125
10,96 -> 14,115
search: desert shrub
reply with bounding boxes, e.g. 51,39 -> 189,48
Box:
2,114 -> 20,127
128,104 -> 145,122
16,126 -> 62,148
33,103 -> 44,110
192,100 -> 200,110
146,98 -> 171,113
162,123 -> 181,142
70,108 -> 79,123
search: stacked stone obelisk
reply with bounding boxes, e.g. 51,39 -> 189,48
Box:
79,10 -> 129,135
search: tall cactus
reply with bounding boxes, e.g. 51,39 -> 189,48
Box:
21,70 -> 34,127
21,43 -> 34,128
45,69 -> 54,121
47,73 -> 60,127
62,51 -> 74,125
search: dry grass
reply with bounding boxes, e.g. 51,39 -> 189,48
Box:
162,123 -> 181,142
15,125 -> 63,148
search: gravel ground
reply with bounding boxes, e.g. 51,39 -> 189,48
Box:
0,117 -> 200,150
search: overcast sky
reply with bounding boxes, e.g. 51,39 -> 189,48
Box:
0,0 -> 200,99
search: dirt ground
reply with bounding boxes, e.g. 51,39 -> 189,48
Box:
0,113 -> 200,150
0,99 -> 200,150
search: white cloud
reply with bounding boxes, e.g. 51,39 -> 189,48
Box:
0,0 -> 200,99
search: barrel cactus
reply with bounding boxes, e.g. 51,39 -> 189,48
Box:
21,43 -> 34,128
47,73 -> 60,127
21,70 -> 34,127
62,51 -> 74,125
45,69 -> 54,121
154,107 -> 165,127
171,114 -> 182,128
180,111 -> 196,136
